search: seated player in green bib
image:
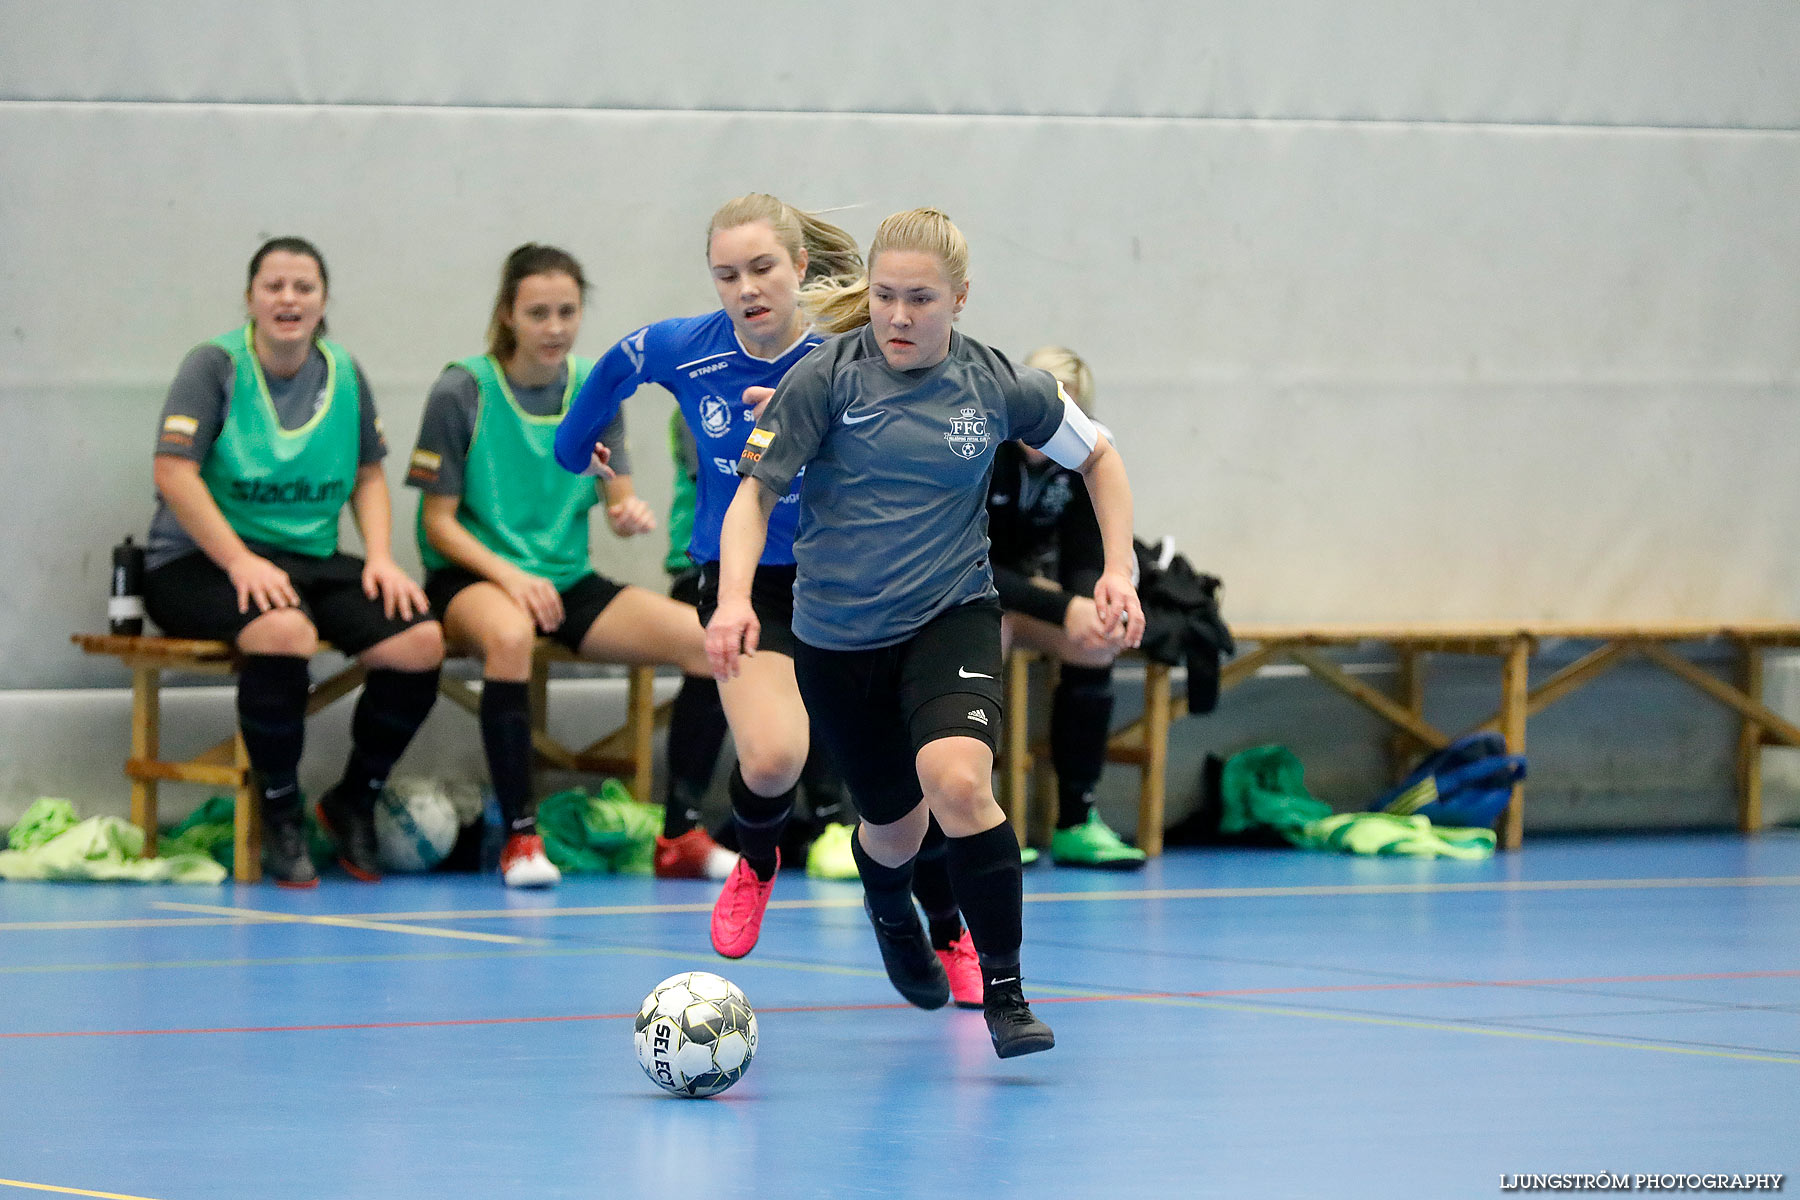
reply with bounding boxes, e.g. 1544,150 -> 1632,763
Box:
144,237 -> 445,888
407,244 -> 713,888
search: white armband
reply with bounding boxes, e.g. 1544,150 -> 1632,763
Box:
1035,384 -> 1100,469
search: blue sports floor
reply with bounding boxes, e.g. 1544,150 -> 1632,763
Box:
2,832 -> 1796,1199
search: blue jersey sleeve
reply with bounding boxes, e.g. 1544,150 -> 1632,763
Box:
554,324 -> 663,474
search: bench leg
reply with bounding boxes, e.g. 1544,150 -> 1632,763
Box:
130,666 -> 161,854
1001,650 -> 1032,847
1137,661 -> 1170,857
233,731 -> 260,883
1387,649 -> 1425,783
528,650 -> 551,767
1498,637 -> 1529,851
1738,643 -> 1765,834
628,664 -> 656,803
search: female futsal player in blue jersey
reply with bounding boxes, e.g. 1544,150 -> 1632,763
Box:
554,194 -> 863,952
707,208 -> 1144,1059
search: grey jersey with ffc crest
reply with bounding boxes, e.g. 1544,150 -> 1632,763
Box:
740,326 -> 1064,651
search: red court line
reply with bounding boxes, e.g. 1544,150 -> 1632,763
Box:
4,969 -> 1793,1040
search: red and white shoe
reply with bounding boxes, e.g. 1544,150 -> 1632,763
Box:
654,828 -> 740,880
710,851 -> 778,959
935,931 -> 984,1009
500,833 -> 561,889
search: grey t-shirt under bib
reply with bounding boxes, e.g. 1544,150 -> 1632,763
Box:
147,342 -> 385,569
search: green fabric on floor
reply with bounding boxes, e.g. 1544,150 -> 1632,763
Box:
1217,745 -> 1334,837
162,795 -> 238,869
535,782 -> 661,875
1294,812 -> 1496,860
1214,746 -> 1496,860
0,798 -> 227,883
7,796 -> 80,850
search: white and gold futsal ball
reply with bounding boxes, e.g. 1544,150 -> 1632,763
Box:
634,971 -> 758,1098
372,777 -> 462,872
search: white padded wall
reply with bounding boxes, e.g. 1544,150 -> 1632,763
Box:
7,0 -> 1798,126
2,2 -> 1797,691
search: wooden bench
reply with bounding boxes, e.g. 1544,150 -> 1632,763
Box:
1000,622 -> 1800,858
72,633 -> 666,883
1000,648 -> 1175,856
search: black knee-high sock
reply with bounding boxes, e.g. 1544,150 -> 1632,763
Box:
909,821 -> 964,948
852,826 -> 919,927
337,666 -> 440,811
479,679 -> 534,833
799,744 -> 850,827
728,765 -> 793,881
664,675 -> 728,838
1052,664 -> 1114,828
944,823 -> 1025,977
237,654 -> 311,815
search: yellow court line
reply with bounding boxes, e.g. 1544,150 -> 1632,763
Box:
317,897 -> 865,921
1128,992 -> 1800,1067
149,901 -> 546,947
0,1180 -> 164,1200
0,872 -> 1772,937
0,918 -> 257,932
1022,873 -> 1800,904
259,873 -> 1800,925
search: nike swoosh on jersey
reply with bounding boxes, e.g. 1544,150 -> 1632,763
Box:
841,408 -> 885,425
958,667 -> 994,679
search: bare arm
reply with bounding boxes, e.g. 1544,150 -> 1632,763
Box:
1075,436 -> 1144,647
347,463 -> 427,620
704,476 -> 779,678
419,491 -> 564,631
601,472 -> 657,538
153,454 -> 299,613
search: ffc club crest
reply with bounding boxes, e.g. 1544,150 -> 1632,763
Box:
944,408 -> 991,460
700,396 -> 733,438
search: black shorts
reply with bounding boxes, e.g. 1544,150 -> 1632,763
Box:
423,565 -> 626,653
695,560 -> 797,659
144,547 -> 435,656
793,600 -> 1004,827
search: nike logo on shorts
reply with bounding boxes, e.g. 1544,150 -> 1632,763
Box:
958,667 -> 993,679
841,408 -> 884,425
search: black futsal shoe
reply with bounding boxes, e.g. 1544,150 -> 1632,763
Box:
316,786 -> 382,882
864,900 -> 951,1010
983,980 -> 1056,1059
262,802 -> 317,889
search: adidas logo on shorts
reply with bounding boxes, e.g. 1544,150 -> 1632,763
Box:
967,709 -> 989,726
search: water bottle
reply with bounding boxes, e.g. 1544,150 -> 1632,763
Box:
109,535 -> 146,636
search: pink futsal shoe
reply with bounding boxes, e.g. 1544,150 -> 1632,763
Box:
935,931 -> 984,1009
710,850 -> 779,959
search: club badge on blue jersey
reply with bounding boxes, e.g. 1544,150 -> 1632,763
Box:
700,395 -> 733,437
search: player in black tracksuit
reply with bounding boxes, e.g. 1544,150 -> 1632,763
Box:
986,347 -> 1145,869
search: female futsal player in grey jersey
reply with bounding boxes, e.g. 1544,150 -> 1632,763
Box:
706,208 -> 1144,1059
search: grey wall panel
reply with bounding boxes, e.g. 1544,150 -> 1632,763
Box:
4,1 -> 1798,128
3,102 -> 1798,688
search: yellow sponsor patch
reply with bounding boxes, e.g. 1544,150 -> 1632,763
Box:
162,414 -> 199,436
410,448 -> 442,472
746,428 -> 774,449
